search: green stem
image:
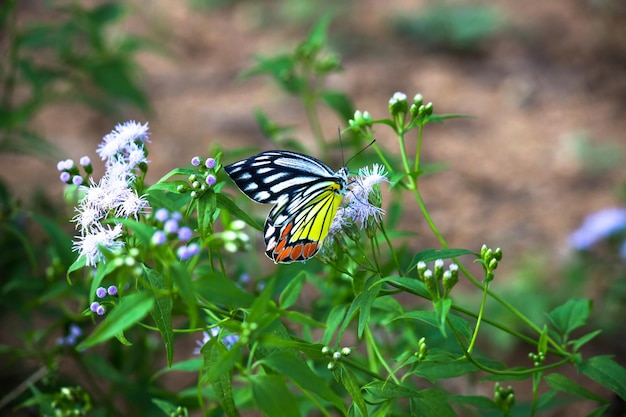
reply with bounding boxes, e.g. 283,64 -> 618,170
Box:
364,326 -> 400,384
467,280 -> 490,354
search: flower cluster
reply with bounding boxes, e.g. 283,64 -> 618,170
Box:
325,164 -> 389,246
186,155 -> 219,198
321,345 -> 352,370
151,209 -> 200,261
56,324 -> 83,347
89,285 -> 118,316
193,326 -> 239,354
568,207 -> 626,258
417,259 -> 460,298
69,121 -> 151,266
57,156 -> 93,186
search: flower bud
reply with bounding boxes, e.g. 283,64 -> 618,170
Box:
340,347 -> 351,356
433,259 -> 445,280
388,92 -> 408,117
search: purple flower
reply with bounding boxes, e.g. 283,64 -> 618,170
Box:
154,208 -> 169,222
72,175 -> 84,186
164,219 -> 179,234
191,156 -> 201,166
60,172 -> 71,183
96,305 -> 106,315
151,230 -> 167,245
96,287 -> 107,298
177,245 -> 190,260
107,285 -> 118,296
90,301 -> 100,312
79,156 -> 91,166
206,175 -> 216,186
569,207 -> 626,250
177,227 -> 193,242
171,212 -> 182,222
193,327 -> 238,354
205,158 -> 216,169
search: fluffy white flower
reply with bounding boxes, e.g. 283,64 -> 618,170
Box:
72,223 -> 124,267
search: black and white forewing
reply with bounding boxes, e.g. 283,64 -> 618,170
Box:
224,150 -> 335,204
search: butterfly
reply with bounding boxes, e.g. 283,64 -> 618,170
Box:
224,150 -> 348,263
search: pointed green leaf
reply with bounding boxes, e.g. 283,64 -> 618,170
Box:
203,339 -> 240,417
579,355 -> 626,401
362,381 -> 422,400
546,298 -> 592,336
259,350 -> 346,412
433,298 -> 452,337
323,304 -> 348,346
66,255 -> 86,284
409,249 -> 474,271
77,291 -> 154,350
395,310 -> 472,340
216,193 -> 263,231
279,271 -> 306,309
144,265 -> 174,367
572,329 -> 602,352
250,374 -> 300,417
411,389 -> 457,417
544,373 -> 607,402
340,366 -> 367,417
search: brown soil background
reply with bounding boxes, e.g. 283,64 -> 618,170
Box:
2,0 -> 626,415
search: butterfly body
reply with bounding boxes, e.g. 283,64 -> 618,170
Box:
224,150 -> 347,263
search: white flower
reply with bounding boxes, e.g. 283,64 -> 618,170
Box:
115,189 -> 149,219
72,223 -> 124,267
97,121 -> 150,161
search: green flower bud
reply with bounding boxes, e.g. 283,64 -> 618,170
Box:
422,270 -> 437,296
388,92 -> 408,117
190,191 -> 198,199
433,259 -> 445,280
488,258 -> 498,271
332,351 -> 342,361
189,174 -> 197,182
494,247 -> 503,261
177,184 -> 187,193
328,361 -> 336,370
480,244 -> 489,258
341,347 -> 351,356
443,270 -> 458,295
321,346 -> 331,355
413,93 -> 423,107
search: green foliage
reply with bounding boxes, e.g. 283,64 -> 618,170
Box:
2,11 -> 625,417
393,4 -> 503,52
0,1 -> 155,157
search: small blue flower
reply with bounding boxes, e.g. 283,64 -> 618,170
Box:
96,287 -> 107,298
90,301 -> 100,312
154,208 -> 169,222
79,156 -> 91,166
205,158 -> 216,169
171,212 -> 183,221
191,156 -> 201,166
206,174 -> 216,186
72,175 -> 84,186
177,245 -> 190,260
107,285 -> 118,296
569,207 -> 626,250
151,230 -> 167,245
177,227 -> 193,242
164,219 -> 179,234
60,172 -> 71,183
96,305 -> 106,315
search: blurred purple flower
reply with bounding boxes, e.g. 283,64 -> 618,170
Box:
568,207 -> 626,250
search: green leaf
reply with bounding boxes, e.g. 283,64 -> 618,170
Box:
572,329 -> 602,352
118,218 -> 156,246
203,339 -> 240,417
216,192 -> 263,231
413,357 -> 485,382
153,358 -> 203,380
250,375 -> 300,417
546,298 -> 592,336
362,381 -> 422,400
433,298 -> 452,337
77,292 -> 154,350
279,271 -> 306,309
411,389 -> 457,417
170,262 -> 198,328
144,265 -> 174,367
323,304 -> 348,346
358,276 -> 381,337
395,310 -> 473,341
544,373 -> 607,403
66,255 -> 87,284
340,366 -> 367,417
409,249 -> 475,271
375,276 -> 430,298
260,351 -> 346,412
197,189 -> 217,238
321,90 -> 355,122
193,267 -> 255,308
579,355 -> 626,401
31,213 -> 73,267
538,325 -> 548,355
449,395 -> 497,409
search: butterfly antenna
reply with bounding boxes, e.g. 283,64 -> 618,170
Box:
345,139 -> 376,167
337,125 -> 346,167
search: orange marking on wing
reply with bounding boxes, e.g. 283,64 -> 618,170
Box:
276,246 -> 292,262
290,244 -> 303,260
280,223 -> 293,239
275,238 -> 287,254
303,242 -> 318,259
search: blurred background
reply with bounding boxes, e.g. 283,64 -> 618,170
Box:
1,0 -> 626,413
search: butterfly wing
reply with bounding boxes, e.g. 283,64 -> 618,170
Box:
224,150 -> 346,263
